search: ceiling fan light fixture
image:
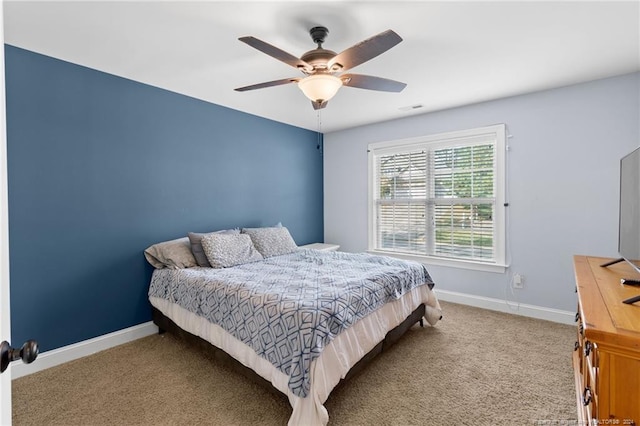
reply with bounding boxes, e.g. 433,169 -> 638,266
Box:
298,74 -> 343,103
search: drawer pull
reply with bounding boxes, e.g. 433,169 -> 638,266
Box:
574,341 -> 579,351
584,341 -> 592,357
575,312 -> 579,322
582,387 -> 592,406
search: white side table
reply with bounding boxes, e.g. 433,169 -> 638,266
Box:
300,243 -> 340,252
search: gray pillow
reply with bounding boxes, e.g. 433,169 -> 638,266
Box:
144,237 -> 198,269
241,226 -> 298,258
188,228 -> 240,267
201,233 -> 263,268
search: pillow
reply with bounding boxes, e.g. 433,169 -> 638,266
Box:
241,226 -> 298,258
201,233 -> 263,268
188,228 -> 240,267
144,237 -> 198,269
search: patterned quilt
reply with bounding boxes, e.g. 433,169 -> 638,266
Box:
148,249 -> 434,398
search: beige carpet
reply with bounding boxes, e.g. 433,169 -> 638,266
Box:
12,301 -> 577,425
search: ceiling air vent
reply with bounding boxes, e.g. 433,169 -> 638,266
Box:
399,104 -> 424,111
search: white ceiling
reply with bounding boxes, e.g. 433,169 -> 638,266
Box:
4,1 -> 640,133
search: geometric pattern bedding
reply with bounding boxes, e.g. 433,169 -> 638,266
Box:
148,249 -> 434,398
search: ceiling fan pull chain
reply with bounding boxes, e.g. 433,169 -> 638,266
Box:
316,110 -> 323,153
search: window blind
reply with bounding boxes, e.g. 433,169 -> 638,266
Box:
373,136 -> 498,263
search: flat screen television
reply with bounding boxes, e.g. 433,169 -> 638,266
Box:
603,146 -> 640,299
618,147 -> 640,274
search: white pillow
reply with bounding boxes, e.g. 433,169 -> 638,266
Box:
201,233 -> 263,268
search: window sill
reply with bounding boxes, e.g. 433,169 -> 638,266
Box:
367,249 -> 507,274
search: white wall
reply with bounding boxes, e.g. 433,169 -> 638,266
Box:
324,72 -> 640,313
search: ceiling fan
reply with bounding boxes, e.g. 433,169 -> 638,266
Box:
234,26 -> 407,110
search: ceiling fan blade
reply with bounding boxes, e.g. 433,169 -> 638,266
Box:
327,30 -> 402,72
239,36 -> 312,71
235,77 -> 300,92
312,100 -> 328,110
341,74 -> 406,92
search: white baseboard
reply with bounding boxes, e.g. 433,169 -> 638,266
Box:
434,289 -> 576,325
11,321 -> 158,379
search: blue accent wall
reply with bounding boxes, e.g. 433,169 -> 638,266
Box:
5,45 -> 324,352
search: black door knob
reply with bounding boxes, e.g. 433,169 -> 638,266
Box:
0,340 -> 39,373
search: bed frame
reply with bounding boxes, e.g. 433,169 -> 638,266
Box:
151,303 -> 426,399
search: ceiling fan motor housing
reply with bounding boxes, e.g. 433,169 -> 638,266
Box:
300,26 -> 338,72
300,48 -> 337,72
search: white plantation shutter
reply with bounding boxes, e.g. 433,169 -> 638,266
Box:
370,125 -> 506,266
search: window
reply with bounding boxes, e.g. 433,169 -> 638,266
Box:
368,124 -> 506,272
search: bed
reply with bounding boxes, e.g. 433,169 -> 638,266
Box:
145,227 -> 442,425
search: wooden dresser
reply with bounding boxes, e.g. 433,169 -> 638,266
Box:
573,255 -> 640,426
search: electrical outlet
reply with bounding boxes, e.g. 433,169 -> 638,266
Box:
513,273 -> 524,289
